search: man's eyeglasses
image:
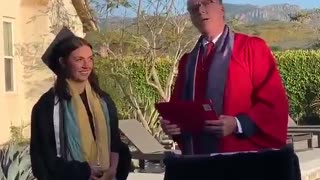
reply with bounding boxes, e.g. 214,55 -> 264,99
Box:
187,0 -> 219,13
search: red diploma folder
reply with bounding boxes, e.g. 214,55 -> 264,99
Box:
155,100 -> 218,134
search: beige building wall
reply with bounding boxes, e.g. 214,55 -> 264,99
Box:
0,0 -> 25,144
0,0 -> 83,144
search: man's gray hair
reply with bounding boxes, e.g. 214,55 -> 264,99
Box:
187,0 -> 222,4
187,0 -> 223,7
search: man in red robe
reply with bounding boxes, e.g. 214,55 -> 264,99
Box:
160,0 -> 289,154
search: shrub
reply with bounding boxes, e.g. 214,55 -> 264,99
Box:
95,56 -> 173,120
275,50 -> 320,124
0,143 -> 35,180
95,50 -> 320,124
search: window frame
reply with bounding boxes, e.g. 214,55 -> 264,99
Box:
2,18 -> 16,93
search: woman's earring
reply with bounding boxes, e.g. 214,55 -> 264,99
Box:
59,57 -> 66,68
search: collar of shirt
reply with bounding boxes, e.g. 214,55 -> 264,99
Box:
201,32 -> 222,47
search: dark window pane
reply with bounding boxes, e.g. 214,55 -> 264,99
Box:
4,58 -> 13,92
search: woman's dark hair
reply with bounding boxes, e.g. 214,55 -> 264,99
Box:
50,36 -> 104,100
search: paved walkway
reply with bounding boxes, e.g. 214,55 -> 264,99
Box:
294,137 -> 320,180
127,137 -> 320,180
127,173 -> 163,180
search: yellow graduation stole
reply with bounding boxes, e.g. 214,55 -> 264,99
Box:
66,79 -> 110,169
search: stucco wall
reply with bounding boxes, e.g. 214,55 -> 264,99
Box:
0,0 -> 25,144
0,0 -> 83,144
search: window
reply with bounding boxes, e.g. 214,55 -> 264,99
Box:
3,21 -> 14,92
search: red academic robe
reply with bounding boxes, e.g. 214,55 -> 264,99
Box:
171,33 -> 289,153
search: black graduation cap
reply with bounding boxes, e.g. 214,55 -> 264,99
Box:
41,26 -> 76,74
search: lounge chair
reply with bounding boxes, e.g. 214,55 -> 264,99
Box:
119,119 -> 181,169
119,117 -> 315,170
287,132 -> 313,149
287,115 -> 320,147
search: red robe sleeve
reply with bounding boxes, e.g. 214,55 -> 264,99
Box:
242,37 -> 289,148
170,53 -> 189,102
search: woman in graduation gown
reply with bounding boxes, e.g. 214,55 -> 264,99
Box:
30,27 -> 130,180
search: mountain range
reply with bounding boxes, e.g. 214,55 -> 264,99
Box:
225,3 -> 302,23
104,3 -> 319,26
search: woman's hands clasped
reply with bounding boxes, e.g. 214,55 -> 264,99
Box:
89,164 -> 116,180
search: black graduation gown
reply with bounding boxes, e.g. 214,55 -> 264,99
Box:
30,88 -> 123,180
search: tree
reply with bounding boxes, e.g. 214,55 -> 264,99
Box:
48,0 -> 131,33
227,16 -> 242,32
98,0 -> 198,138
289,12 -> 309,23
71,0 -> 99,32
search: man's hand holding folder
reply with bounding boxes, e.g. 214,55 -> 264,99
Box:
160,118 -> 181,135
156,100 -> 237,137
204,115 -> 238,137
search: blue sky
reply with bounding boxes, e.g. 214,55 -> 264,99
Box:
107,0 -> 319,17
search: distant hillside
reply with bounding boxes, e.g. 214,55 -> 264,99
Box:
232,21 -> 316,50
103,3 -> 319,26
96,3 -> 320,50
100,16 -> 135,29
224,3 -> 257,18
304,11 -> 320,29
231,4 -> 301,23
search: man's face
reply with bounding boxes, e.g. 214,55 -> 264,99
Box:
187,0 -> 224,34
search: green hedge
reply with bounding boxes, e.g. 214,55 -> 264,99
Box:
95,56 -> 173,119
275,50 -> 320,124
95,50 -> 320,124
